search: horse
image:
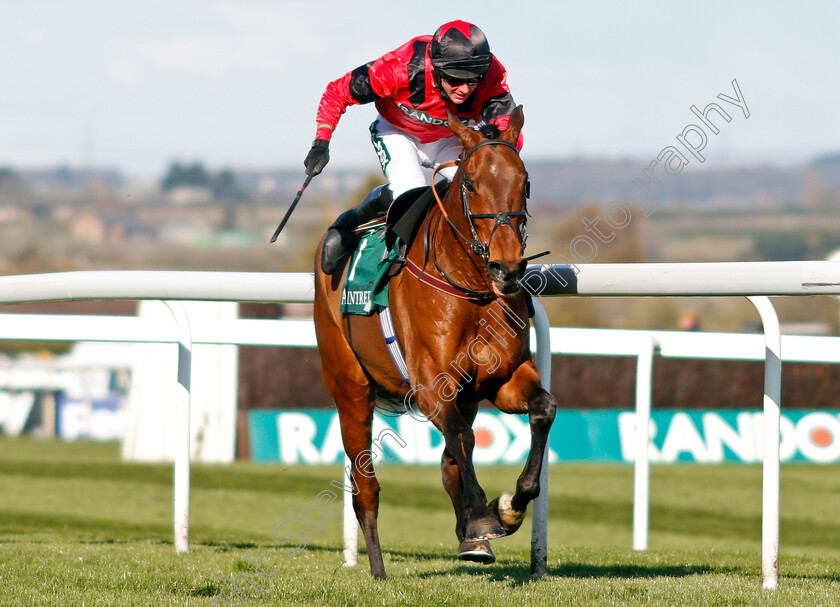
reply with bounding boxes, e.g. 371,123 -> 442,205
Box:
312,106 -> 556,579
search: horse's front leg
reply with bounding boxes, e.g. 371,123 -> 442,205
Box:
435,416 -> 505,542
491,360 -> 556,535
413,386 -> 506,544
441,414 -> 508,542
441,420 -> 496,562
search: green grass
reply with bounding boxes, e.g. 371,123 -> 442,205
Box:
1,438 -> 840,605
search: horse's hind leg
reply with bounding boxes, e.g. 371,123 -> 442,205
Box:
335,388 -> 386,579
314,304 -> 386,578
492,361 -> 557,535
323,361 -> 386,578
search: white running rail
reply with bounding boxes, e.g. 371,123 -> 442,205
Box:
2,261 -> 840,588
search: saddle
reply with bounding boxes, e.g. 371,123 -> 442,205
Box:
339,182 -> 449,316
386,181 -> 449,250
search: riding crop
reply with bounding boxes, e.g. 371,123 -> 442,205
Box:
269,174 -> 313,243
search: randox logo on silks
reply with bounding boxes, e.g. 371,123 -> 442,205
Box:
248,410 -> 840,465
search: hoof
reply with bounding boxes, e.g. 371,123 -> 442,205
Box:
465,513 -> 506,542
489,492 -> 526,535
457,539 -> 495,564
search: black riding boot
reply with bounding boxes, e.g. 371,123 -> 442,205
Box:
321,185 -> 392,275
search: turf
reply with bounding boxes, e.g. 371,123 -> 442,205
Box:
1,437 -> 840,606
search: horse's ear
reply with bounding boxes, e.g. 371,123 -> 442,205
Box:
500,105 -> 524,144
447,110 -> 481,149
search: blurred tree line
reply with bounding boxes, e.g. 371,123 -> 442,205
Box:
161,161 -> 244,200
0,166 -> 30,205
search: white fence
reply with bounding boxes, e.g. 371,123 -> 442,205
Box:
2,262 -> 840,588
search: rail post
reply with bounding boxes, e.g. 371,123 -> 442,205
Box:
633,337 -> 656,551
747,296 -> 781,590
163,301 -> 192,554
530,299 -> 552,577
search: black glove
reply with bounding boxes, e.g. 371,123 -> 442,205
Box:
304,139 -> 330,176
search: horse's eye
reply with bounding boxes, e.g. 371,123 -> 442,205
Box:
464,179 -> 476,194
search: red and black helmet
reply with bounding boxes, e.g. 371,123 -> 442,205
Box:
429,21 -> 492,80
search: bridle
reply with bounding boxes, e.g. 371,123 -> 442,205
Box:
419,138 -> 531,299
434,138 -> 530,264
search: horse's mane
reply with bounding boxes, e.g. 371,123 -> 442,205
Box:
476,123 -> 501,140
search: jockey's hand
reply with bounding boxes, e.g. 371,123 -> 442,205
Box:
304,139 -> 330,176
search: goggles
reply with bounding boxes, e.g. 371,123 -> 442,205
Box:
442,75 -> 481,88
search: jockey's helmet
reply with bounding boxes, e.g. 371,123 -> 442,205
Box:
429,21 -> 492,81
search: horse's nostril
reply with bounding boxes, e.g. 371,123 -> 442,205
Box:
488,260 -> 527,284
487,261 -> 505,280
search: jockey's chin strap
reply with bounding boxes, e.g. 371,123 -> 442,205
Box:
422,139 -> 530,299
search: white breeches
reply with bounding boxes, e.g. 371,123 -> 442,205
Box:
369,117 -> 463,200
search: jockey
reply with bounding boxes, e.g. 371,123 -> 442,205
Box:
304,20 -> 522,274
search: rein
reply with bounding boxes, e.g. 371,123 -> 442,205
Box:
418,138 -> 530,300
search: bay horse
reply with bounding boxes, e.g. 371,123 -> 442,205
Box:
313,106 -> 556,579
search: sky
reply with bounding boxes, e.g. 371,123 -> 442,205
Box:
2,0 -> 839,177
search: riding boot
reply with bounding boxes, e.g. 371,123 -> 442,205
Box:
321,185 -> 392,275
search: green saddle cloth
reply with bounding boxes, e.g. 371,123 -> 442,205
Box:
340,226 -> 400,315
